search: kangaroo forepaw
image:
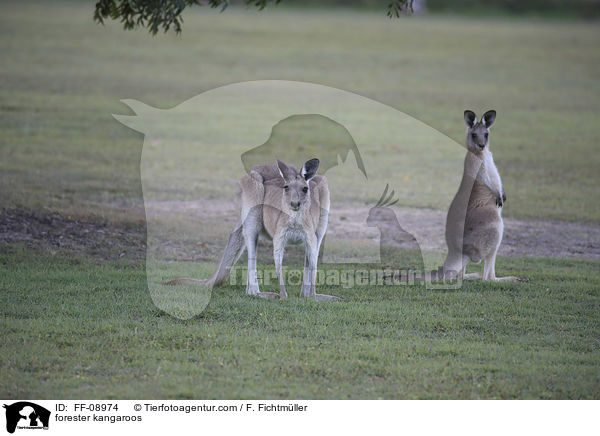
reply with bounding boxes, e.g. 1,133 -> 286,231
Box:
495,191 -> 506,208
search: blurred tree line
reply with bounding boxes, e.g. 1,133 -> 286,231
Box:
94,0 -> 600,35
286,0 -> 599,17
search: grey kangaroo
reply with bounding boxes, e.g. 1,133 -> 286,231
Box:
169,158 -> 341,301
440,110 -> 520,282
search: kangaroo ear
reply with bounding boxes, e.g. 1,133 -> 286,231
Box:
482,110 -> 497,128
464,110 -> 477,128
301,158 -> 319,181
276,158 -> 292,182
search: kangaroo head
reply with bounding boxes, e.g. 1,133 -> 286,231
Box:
367,184 -> 398,226
464,109 -> 496,153
276,158 -> 319,212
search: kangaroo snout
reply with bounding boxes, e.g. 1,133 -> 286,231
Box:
290,201 -> 300,210
477,143 -> 485,149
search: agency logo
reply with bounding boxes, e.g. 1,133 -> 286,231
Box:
3,402 -> 50,433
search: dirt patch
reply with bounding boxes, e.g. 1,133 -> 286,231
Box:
328,203 -> 600,260
1,203 -> 599,262
0,207 -> 146,261
501,217 -> 600,259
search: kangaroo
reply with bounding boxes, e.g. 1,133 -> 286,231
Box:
440,110 -> 520,282
169,158 -> 341,301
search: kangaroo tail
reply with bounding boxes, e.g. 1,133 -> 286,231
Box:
211,223 -> 246,287
167,224 -> 246,288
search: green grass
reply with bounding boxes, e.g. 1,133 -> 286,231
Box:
1,1 -> 599,222
1,247 -> 598,399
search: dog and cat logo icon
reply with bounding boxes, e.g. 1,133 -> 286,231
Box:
3,402 -> 50,433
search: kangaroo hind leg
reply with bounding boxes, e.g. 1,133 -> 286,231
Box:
272,233 -> 288,300
301,235 -> 341,301
483,250 -> 520,282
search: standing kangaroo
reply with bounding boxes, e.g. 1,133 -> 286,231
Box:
169,158 -> 341,301
440,110 -> 520,282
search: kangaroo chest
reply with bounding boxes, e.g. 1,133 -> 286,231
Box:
282,214 -> 308,244
261,207 -> 310,244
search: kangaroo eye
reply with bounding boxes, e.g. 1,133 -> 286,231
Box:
471,133 -> 477,140
302,187 -> 308,193
484,132 -> 489,139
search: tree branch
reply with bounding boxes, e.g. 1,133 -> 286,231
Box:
93,0 -> 412,35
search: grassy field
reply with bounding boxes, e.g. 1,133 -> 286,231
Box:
1,247 -> 599,399
1,1 -> 600,399
1,1 -> 599,222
